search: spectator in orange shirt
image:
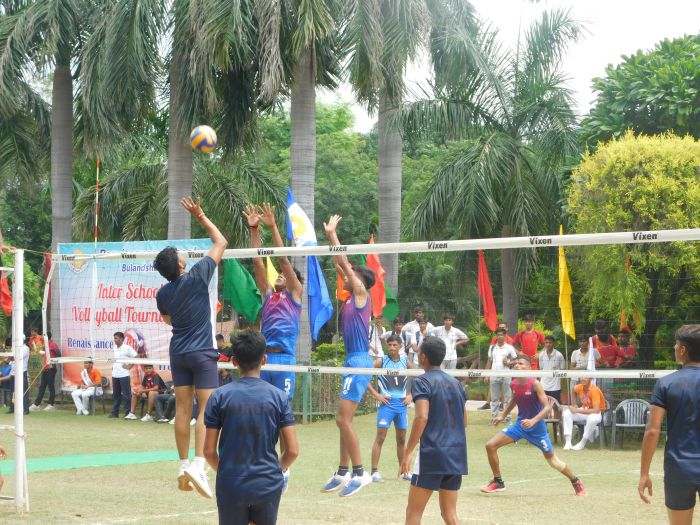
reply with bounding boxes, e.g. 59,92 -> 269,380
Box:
513,315 -> 545,370
27,327 -> 44,355
562,378 -> 606,451
71,360 -> 103,416
617,330 -> 637,368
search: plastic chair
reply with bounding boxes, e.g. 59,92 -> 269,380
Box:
89,376 -> 110,415
574,397 -> 613,449
544,395 -> 563,444
612,399 -> 650,449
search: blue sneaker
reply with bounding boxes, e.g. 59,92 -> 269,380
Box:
282,469 -> 290,493
339,472 -> 372,497
321,472 -> 351,493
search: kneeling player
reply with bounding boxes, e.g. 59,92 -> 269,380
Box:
368,335 -> 413,483
481,355 -> 587,496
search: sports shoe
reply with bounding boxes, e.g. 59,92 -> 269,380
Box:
178,468 -> 193,492
371,471 -> 384,483
28,404 -> 39,412
572,478 -> 587,496
190,418 -> 197,426
282,469 -> 290,493
480,479 -> 505,493
75,410 -> 82,416
321,472 -> 351,493
563,442 -> 572,450
82,409 -> 90,416
141,414 -> 153,422
184,464 -> 213,499
44,404 -> 55,411
572,441 -> 586,451
124,412 -> 137,420
401,473 -> 412,481
169,418 -> 175,425
339,472 -> 372,497
158,417 -> 169,423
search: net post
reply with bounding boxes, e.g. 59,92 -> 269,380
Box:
302,371 -> 311,424
12,249 -> 29,513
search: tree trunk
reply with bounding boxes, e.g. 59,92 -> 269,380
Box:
167,54 -> 194,240
378,94 -> 402,296
500,226 -> 518,335
290,50 -> 316,364
49,63 -> 73,339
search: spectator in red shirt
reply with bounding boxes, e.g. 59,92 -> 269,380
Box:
597,333 -> 625,368
126,364 -> 167,422
489,322 -> 514,345
29,331 -> 61,412
617,329 -> 637,368
513,315 -> 545,370
592,319 -> 618,349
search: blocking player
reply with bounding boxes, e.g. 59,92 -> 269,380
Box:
321,214 -> 376,497
367,335 -> 413,483
481,355 -> 587,496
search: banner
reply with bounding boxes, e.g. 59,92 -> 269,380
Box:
58,239 -> 216,388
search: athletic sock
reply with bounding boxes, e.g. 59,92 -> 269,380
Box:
571,477 -> 579,484
337,466 -> 349,477
352,464 -> 364,477
371,468 -> 378,475
193,456 -> 206,470
494,476 -> 504,484
179,459 -> 190,471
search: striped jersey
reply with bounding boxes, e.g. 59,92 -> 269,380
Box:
377,355 -> 409,399
510,378 -> 542,420
341,294 -> 371,355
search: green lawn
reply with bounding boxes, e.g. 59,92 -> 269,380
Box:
0,404 -> 668,525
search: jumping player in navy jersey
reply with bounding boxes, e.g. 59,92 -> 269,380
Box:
204,330 -> 298,525
367,334 -> 414,483
481,355 -> 587,496
321,214 -> 376,497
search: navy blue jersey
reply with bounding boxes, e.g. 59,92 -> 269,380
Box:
651,365 -> 700,484
411,369 -> 468,476
156,256 -> 216,356
205,377 -> 296,498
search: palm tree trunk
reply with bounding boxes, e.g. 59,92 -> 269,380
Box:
378,94 -> 402,296
500,225 -> 518,335
167,54 -> 193,240
291,49 -> 316,363
50,63 -> 73,339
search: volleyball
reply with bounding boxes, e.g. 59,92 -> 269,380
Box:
190,125 -> 217,154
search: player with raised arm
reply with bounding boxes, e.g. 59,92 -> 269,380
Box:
481,355 -> 587,496
154,196 -> 227,499
321,214 -> 376,497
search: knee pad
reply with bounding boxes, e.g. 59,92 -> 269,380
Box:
546,455 -> 567,473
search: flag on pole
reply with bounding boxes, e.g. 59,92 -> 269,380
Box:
587,336 -> 597,386
222,259 -> 262,323
0,271 -> 12,316
266,257 -> 279,287
336,272 -> 351,301
383,285 -> 399,320
365,234 -> 386,318
286,189 -> 333,341
558,225 -> 576,340
477,250 -> 498,331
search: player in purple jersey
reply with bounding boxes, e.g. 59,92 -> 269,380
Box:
321,214 -> 376,498
481,355 -> 587,496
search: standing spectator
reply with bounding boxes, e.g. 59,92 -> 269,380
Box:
155,384 -> 176,423
401,306 -> 435,344
0,355 -> 11,406
369,315 -> 386,358
71,360 -> 102,416
617,329 -> 637,368
538,335 -> 566,402
8,337 -> 30,415
409,319 -> 434,369
485,328 -> 517,425
570,335 -> 602,370
382,318 -> 409,356
109,331 -> 137,419
27,327 -> 44,355
125,364 -> 167,421
592,319 -> 618,349
29,331 -> 60,412
597,333 -> 625,368
513,314 -> 545,370
639,325 -> 700,524
562,377 -> 605,450
433,314 -> 469,370
490,322 -> 515,346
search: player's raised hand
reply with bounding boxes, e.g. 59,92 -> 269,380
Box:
323,214 -> 342,236
638,474 -> 652,503
258,203 -> 276,228
181,196 -> 203,217
243,204 -> 260,227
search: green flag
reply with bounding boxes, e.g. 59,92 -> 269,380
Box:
383,285 -> 399,320
223,259 -> 262,323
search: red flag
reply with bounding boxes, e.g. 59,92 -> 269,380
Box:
477,250 -> 498,331
0,272 -> 12,316
366,234 -> 386,317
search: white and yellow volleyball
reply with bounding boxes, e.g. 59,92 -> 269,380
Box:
190,125 -> 217,154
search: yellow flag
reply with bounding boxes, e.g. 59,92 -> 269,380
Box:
558,225 -> 576,339
266,257 -> 279,286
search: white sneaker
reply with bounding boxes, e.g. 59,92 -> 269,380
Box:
190,418 -> 196,426
141,414 -> 153,422
184,464 -> 213,499
401,473 -> 412,481
371,471 -> 384,483
282,469 -> 290,493
28,404 -> 39,412
572,441 -> 586,451
321,472 -> 351,492
124,412 -> 137,420
168,418 -> 175,425
75,410 -> 82,415
157,417 -> 169,423
339,472 -> 373,497
178,467 -> 193,492
44,404 -> 55,411
82,409 -> 90,416
563,442 -> 573,451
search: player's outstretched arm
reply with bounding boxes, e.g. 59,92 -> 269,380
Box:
324,215 -> 367,301
639,405 -> 665,504
182,196 -> 228,264
244,205 -> 269,297
259,203 -> 302,301
279,425 -> 299,471
401,399 -> 429,477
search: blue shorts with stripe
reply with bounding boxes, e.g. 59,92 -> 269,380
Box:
377,399 -> 408,430
502,420 -> 553,453
260,352 -> 295,401
340,354 -> 374,403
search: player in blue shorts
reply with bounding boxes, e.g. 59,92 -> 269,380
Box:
204,330 -> 298,525
321,214 -> 376,497
639,325 -> 700,525
481,355 -> 587,496
367,334 -> 414,483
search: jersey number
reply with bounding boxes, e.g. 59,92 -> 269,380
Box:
284,378 -> 292,394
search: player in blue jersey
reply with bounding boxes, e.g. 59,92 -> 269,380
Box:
321,214 -> 376,497
204,329 -> 298,525
481,355 -> 587,496
639,325 -> 700,525
154,196 -> 227,498
400,336 -> 467,525
367,334 -> 414,483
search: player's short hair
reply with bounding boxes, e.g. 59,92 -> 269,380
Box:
386,334 -> 402,345
544,335 -> 555,342
84,359 -> 93,364
420,336 -> 446,366
215,334 -> 224,341
675,325 -> 700,361
517,354 -> 532,365
443,313 -> 455,320
418,318 -> 428,325
30,326 -> 39,333
231,330 -> 266,371
578,334 -> 588,342
523,314 -> 534,322
495,327 -> 507,335
353,266 -> 375,289
113,331 -> 124,339
413,305 -> 423,312
153,246 -> 180,283
392,317 -> 403,325
143,363 -> 153,369
594,319 -> 608,331
598,333 -> 611,343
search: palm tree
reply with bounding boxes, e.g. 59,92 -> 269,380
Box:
402,9 -> 583,330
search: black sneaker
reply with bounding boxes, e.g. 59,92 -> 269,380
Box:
108,414 -> 119,418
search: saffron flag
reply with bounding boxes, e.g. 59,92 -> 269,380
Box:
365,234 -> 386,318
477,250 -> 498,331
266,257 -> 279,287
336,272 -> 350,301
0,271 -> 12,316
558,225 -> 576,340
286,189 -> 333,341
222,259 -> 262,323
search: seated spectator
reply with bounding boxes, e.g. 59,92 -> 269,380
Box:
219,366 -> 234,387
216,334 -> 232,361
125,364 -> 167,421
156,384 -> 198,425
562,377 -> 606,450
71,360 -> 103,416
0,355 -> 11,406
597,332 -> 624,368
617,329 -> 637,368
570,335 -> 602,370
